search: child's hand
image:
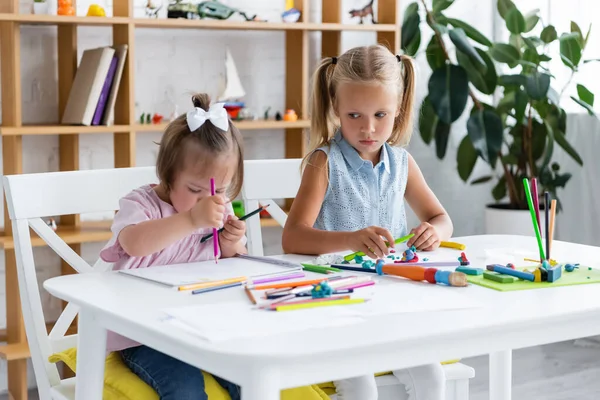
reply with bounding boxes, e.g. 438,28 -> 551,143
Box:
407,222 -> 440,251
346,226 -> 395,259
219,215 -> 246,244
189,195 -> 225,229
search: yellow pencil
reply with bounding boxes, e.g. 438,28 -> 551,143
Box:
275,298 -> 366,312
178,276 -> 246,291
549,199 -> 557,258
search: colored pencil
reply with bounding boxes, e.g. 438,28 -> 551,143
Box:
274,297 -> 366,312
249,271 -> 305,285
544,191 -> 550,261
192,281 -> 242,295
301,264 -> 342,274
343,233 -> 415,262
210,178 -> 218,263
250,277 -> 327,291
522,178 -> 546,261
335,280 -> 375,290
549,199 -> 557,259
268,295 -> 351,309
178,276 -> 246,291
200,204 -> 270,243
244,286 -> 257,304
531,178 -> 541,230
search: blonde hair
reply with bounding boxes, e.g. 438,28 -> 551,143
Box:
304,44 -> 416,168
156,93 -> 244,199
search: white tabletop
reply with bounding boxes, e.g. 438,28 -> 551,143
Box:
44,234 -> 600,390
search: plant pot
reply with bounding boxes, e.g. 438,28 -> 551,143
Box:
485,204 -> 549,237
32,2 -> 49,14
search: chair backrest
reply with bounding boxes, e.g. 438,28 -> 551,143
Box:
241,159 -> 302,256
3,167 -> 158,395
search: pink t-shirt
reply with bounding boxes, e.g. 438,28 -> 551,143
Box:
99,184 -> 246,351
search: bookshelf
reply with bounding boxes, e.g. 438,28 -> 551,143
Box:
0,0 -> 400,398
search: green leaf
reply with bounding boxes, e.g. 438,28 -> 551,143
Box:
457,135 -> 478,181
515,89 -> 528,123
497,91 -> 515,115
432,23 -> 449,34
559,33 -> 582,69
446,18 -> 493,47
403,2 -> 419,22
571,21 -> 584,47
490,43 -> 520,65
570,96 -> 598,118
498,74 -> 527,87
540,121 -> 555,174
401,10 -> 420,51
539,54 -> 552,62
509,33 -> 523,50
435,120 -> 452,159
492,176 -> 507,201
497,0 -> 516,19
523,47 -> 539,65
525,71 -> 550,100
584,59 -> 600,63
547,87 -> 560,105
471,175 -> 493,184
457,48 -> 497,95
404,28 -> 421,56
584,24 -> 592,47
419,97 -> 436,144
524,9 -> 539,32
506,7 -> 526,34
433,0 -> 454,13
467,108 -> 504,166
577,84 -> 594,107
426,36 -> 446,70
541,25 -> 557,43
522,36 -> 537,51
428,64 -> 470,124
502,154 -> 519,165
531,120 -> 547,161
449,28 -> 486,70
554,127 -> 583,165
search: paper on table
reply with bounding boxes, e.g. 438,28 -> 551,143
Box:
162,301 -> 366,342
119,257 -> 301,287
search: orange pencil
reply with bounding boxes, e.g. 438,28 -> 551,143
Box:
549,199 -> 557,258
178,276 -> 246,291
250,278 -> 326,291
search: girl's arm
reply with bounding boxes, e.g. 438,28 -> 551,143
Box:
282,151 -> 394,257
404,153 -> 453,250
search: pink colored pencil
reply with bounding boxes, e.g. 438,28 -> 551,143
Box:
210,177 -> 218,264
531,178 -> 541,231
335,280 -> 376,290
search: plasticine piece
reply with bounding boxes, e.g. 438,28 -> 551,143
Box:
547,265 -> 562,283
541,260 -> 550,270
533,268 -> 542,282
362,260 -> 374,269
539,267 -> 548,282
491,265 -> 536,282
483,271 -> 516,283
564,263 -> 578,272
424,268 -> 438,284
456,266 -> 483,276
506,263 -> 515,269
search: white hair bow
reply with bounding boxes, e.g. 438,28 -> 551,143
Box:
186,102 -> 229,132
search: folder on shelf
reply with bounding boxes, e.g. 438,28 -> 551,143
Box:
101,44 -> 128,125
61,46 -> 116,126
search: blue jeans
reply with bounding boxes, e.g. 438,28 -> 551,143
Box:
120,345 -> 241,400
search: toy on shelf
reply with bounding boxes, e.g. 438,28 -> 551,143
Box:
348,0 -> 377,24
145,0 -> 163,18
86,4 -> 106,16
282,0 -> 301,22
218,48 -> 245,119
275,111 -> 282,121
57,0 -> 75,16
167,1 -> 198,19
263,106 -> 271,120
32,0 -> 49,15
283,109 -> 298,122
197,1 -> 257,21
46,218 -> 57,232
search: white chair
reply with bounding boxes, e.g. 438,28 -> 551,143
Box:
241,159 -> 475,400
3,166 -> 159,399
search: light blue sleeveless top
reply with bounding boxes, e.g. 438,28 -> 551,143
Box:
313,130 -> 409,238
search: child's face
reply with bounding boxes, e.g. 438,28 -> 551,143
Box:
335,82 -> 399,162
169,156 -> 235,214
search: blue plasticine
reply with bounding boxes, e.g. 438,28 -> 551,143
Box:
362,260 -> 374,269
456,266 -> 483,275
542,260 -> 550,270
435,270 -> 452,285
311,281 -> 333,298
354,255 -> 364,263
492,265 -> 535,281
565,263 -> 579,272
547,265 -> 562,282
376,262 -> 384,275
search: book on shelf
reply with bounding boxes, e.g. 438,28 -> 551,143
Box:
61,45 -> 128,126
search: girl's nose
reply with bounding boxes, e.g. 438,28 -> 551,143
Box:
361,118 -> 376,133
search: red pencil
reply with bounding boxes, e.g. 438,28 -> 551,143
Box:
531,178 -> 541,232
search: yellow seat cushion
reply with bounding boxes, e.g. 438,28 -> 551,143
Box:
49,347 -> 329,400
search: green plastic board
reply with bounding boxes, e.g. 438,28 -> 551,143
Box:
466,266 -> 600,291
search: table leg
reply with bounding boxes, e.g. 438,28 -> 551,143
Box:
489,350 -> 512,400
75,310 -> 107,400
242,369 -> 280,400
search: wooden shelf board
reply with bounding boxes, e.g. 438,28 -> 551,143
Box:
304,22 -> 397,32
134,18 -> 307,31
0,220 -> 113,250
0,343 -> 31,361
0,14 -> 130,26
134,119 -> 310,132
0,125 -> 131,136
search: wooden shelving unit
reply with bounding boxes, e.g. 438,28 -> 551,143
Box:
0,0 -> 399,397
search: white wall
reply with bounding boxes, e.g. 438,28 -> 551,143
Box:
1,0 -> 597,392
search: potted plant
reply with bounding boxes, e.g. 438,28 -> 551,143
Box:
401,0 -> 597,234
33,0 -> 49,14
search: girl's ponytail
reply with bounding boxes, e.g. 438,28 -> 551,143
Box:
390,54 -> 417,145
303,57 -> 336,169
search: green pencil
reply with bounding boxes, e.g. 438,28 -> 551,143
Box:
301,264 -> 342,274
522,178 -> 546,261
343,233 -> 415,262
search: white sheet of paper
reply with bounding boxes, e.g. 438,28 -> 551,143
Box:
119,257 -> 301,287
162,301 -> 365,342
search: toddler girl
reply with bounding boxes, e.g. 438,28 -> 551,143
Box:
282,45 -> 453,400
100,93 -> 246,400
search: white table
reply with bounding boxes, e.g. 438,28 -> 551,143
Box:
43,235 -> 600,400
